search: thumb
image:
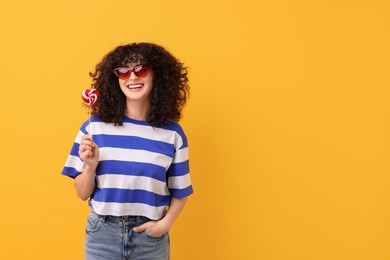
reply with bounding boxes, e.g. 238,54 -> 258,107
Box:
133,223 -> 148,233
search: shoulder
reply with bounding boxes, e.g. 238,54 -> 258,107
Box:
158,120 -> 186,134
158,121 -> 187,141
157,121 -> 188,149
79,116 -> 104,133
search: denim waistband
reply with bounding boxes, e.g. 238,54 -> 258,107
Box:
90,208 -> 151,224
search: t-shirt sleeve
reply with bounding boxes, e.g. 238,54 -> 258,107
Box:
167,129 -> 193,198
61,122 -> 88,178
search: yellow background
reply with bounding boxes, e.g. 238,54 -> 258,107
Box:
0,0 -> 389,259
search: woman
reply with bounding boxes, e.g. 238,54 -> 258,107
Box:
62,42 -> 193,259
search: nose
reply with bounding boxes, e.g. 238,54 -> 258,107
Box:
127,71 -> 139,81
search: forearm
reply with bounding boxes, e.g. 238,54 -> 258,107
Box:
160,197 -> 188,229
74,165 -> 96,201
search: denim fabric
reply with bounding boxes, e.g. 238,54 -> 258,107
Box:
85,208 -> 170,260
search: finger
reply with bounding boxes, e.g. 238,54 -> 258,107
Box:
78,145 -> 92,157
133,223 -> 148,233
79,150 -> 93,161
80,140 -> 95,149
80,135 -> 95,145
81,134 -> 93,141
81,143 -> 94,150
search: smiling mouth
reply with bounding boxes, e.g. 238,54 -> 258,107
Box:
127,84 -> 143,89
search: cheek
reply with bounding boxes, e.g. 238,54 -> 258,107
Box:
147,80 -> 154,93
148,72 -> 154,84
148,76 -> 155,89
118,81 -> 128,94
118,79 -> 126,88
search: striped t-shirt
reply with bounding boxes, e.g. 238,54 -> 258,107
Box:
62,116 -> 193,220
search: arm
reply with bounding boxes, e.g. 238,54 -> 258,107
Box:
133,197 -> 188,237
160,197 -> 188,230
74,134 -> 99,200
74,165 -> 96,200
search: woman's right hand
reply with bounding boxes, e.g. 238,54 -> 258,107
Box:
78,134 -> 100,167
75,134 -> 99,200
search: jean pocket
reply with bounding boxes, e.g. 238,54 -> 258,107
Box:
142,231 -> 168,239
86,213 -> 102,234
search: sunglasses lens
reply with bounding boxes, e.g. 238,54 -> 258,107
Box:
115,68 -> 130,79
134,65 -> 151,77
113,65 -> 151,79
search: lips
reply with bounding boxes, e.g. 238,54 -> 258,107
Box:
127,84 -> 144,89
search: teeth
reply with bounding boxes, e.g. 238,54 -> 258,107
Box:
128,84 -> 143,89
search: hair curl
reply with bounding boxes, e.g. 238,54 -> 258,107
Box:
89,42 -> 189,126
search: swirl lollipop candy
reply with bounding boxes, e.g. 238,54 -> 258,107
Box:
82,89 -> 99,106
82,89 -> 99,134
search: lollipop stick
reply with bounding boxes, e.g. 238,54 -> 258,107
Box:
88,108 -> 91,136
82,89 -> 99,138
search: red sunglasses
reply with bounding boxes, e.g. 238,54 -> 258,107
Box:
113,64 -> 152,80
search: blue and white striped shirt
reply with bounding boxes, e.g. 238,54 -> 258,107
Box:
62,116 -> 193,220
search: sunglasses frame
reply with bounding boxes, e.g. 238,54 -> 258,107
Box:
112,64 -> 152,80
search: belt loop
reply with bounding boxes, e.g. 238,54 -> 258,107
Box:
99,215 -> 106,223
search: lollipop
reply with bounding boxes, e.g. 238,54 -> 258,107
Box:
82,89 -> 99,134
82,89 -> 99,106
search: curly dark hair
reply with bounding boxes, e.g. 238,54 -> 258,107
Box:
89,42 -> 189,126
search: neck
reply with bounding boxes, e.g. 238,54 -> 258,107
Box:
125,100 -> 150,121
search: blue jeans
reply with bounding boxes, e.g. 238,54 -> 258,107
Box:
85,208 -> 170,260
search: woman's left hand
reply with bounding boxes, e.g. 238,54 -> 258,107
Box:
133,198 -> 187,238
133,220 -> 170,238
